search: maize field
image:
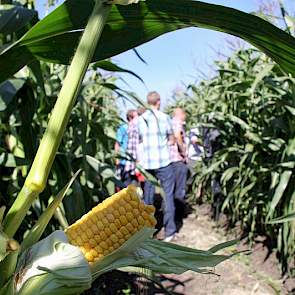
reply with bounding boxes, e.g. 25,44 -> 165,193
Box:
168,47 -> 295,274
0,0 -> 295,294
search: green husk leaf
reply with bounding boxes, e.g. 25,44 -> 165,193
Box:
91,227 -> 236,279
15,230 -> 91,295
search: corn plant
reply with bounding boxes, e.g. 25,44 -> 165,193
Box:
1,0 -> 295,294
169,48 -> 295,274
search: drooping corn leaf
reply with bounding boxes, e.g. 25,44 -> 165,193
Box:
94,60 -> 144,84
91,227 -> 236,279
1,0 -> 295,82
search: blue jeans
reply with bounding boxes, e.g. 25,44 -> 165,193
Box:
172,161 -> 188,202
144,163 -> 176,237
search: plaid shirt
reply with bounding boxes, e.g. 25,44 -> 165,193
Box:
138,109 -> 173,170
169,118 -> 186,162
124,120 -> 139,174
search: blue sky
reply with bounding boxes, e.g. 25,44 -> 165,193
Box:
35,0 -> 294,111
114,0 -> 258,108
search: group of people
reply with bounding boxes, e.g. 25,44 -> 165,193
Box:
115,91 -> 204,242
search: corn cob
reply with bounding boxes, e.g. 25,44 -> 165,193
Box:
65,185 -> 157,263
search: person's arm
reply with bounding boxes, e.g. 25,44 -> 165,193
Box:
167,116 -> 175,145
174,122 -> 187,156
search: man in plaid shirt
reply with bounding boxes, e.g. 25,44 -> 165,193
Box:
137,91 -> 176,242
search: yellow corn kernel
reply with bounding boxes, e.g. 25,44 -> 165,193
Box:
130,200 -> 139,209
89,239 -> 96,247
105,228 -> 112,237
126,223 -> 134,233
100,231 -> 107,240
109,223 -> 117,233
110,234 -> 119,243
106,213 -> 115,222
113,210 -> 120,218
119,216 -> 128,225
94,235 -> 101,243
114,219 -> 121,228
145,205 -> 155,214
133,208 -> 140,216
120,226 -> 129,236
95,245 -> 103,253
125,203 -> 133,212
100,241 -> 108,250
65,185 -> 157,263
137,216 -> 145,226
118,206 -> 126,215
126,212 -> 134,222
131,219 -> 139,228
96,221 -> 104,230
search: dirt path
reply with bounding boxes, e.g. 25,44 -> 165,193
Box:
162,206 -> 286,295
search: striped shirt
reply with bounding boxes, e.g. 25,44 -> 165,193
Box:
137,109 -> 173,170
124,120 -> 139,174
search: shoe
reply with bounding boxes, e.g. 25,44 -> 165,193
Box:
163,234 -> 178,242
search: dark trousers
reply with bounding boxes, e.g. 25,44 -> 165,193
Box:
172,161 -> 188,202
143,163 -> 176,237
117,164 -> 137,188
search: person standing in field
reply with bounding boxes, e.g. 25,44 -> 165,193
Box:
115,109 -> 137,186
169,108 -> 188,222
187,125 -> 205,199
137,91 -> 177,242
124,109 -> 139,186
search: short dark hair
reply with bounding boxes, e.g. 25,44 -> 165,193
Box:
126,109 -> 136,121
147,91 -> 160,106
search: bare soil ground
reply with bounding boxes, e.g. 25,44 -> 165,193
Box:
163,205 -> 287,295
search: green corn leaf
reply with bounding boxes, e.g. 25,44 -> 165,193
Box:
221,167 -> 239,185
94,60 -> 144,84
208,239 -> 239,253
266,212 -> 295,224
1,0 -> 295,82
267,170 -> 292,220
21,170 -> 81,252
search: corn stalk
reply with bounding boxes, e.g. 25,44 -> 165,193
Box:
0,0 -> 112,286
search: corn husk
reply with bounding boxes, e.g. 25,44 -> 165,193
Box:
91,227 -> 236,279
4,227 -> 235,295
14,231 -> 91,295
